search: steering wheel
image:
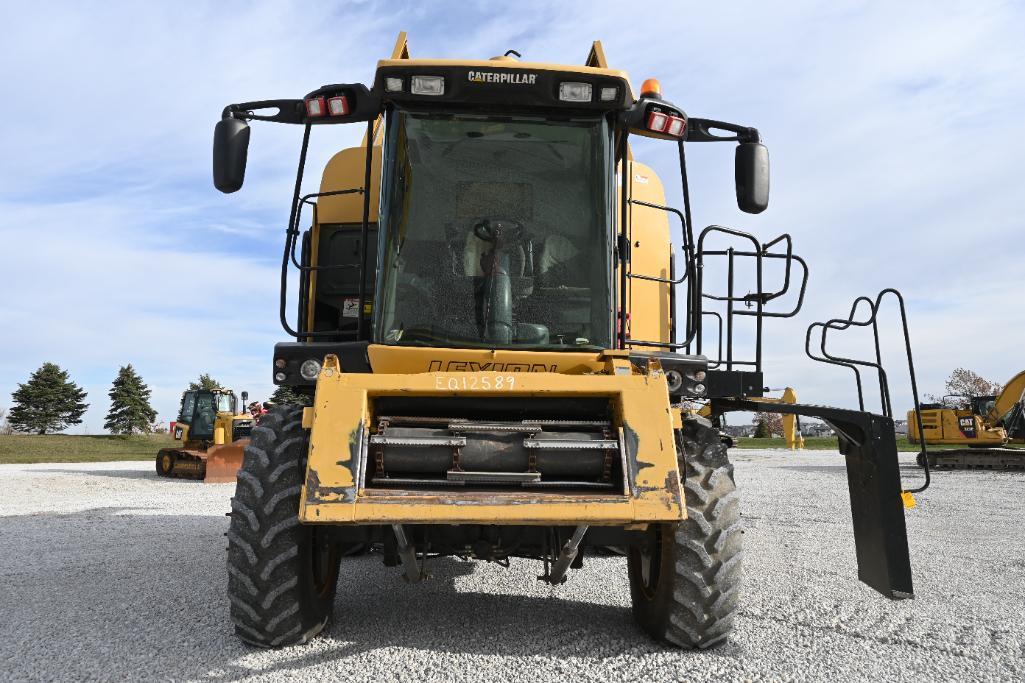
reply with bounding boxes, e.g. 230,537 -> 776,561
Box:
474,218 -> 525,244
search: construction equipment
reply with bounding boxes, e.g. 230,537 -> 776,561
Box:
908,370 -> 1025,469
210,33 -> 920,650
698,386 -> 805,448
156,388 -> 254,482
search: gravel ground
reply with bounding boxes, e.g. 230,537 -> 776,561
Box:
1,451 -> 1022,682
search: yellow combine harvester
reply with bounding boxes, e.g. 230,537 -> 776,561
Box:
211,34 -> 916,649
908,370 -> 1025,469
157,388 -> 254,482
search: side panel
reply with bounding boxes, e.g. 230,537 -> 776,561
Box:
307,145 -> 384,332
366,345 -> 607,374
624,160 -> 672,345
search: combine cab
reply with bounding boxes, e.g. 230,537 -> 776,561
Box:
210,34 -> 922,649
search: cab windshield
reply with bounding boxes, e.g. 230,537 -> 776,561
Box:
216,392 -> 235,414
375,110 -> 614,350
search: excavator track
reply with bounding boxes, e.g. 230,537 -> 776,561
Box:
921,448 -> 1025,470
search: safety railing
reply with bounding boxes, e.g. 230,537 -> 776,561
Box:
692,226 -> 809,371
805,288 -> 930,493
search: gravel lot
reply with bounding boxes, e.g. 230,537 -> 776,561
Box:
1,451 -> 1022,682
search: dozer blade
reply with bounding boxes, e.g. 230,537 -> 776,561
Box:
203,439 -> 249,483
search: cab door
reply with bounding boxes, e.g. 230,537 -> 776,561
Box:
175,391 -> 198,440
189,392 -> 217,441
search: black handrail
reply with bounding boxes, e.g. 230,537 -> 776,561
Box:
805,288 -> 930,494
694,225 -> 808,370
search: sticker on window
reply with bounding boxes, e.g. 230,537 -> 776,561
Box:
342,298 -> 360,318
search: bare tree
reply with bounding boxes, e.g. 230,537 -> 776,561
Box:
926,368 -> 1002,408
752,412 -> 783,438
0,407 -> 13,436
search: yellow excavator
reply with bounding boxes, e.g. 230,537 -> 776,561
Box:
908,370 -> 1025,469
157,388 -> 254,482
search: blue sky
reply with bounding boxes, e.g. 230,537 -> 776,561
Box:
1,1 -> 1022,432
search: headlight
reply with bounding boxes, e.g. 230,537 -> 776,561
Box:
411,75 -> 444,96
300,359 -> 323,381
665,370 -> 684,393
558,82 -> 592,102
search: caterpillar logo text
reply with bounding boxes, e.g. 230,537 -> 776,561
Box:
427,360 -> 556,372
467,71 -> 538,85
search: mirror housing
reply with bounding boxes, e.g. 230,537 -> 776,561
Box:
735,142 -> 769,214
213,117 -> 250,193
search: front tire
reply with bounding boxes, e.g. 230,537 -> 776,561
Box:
226,405 -> 342,648
628,415 -> 743,649
156,449 -> 176,477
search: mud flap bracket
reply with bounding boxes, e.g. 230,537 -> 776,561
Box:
714,398 -> 913,599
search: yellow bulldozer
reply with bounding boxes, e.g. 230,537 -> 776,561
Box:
156,388 -> 254,482
908,370 -> 1025,469
210,33 -> 917,649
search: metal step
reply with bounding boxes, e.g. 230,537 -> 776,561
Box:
369,435 -> 467,447
523,438 -> 619,450
446,470 -> 542,484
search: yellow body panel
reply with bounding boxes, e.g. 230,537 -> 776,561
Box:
907,407 -> 1006,446
299,356 -> 684,525
366,344 -> 608,375
908,371 -> 1025,447
305,145 -> 383,332
623,161 -> 672,345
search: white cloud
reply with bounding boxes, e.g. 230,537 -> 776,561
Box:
1,0 -> 1022,431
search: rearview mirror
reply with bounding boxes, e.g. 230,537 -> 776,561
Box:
213,117 -> 250,193
735,142 -> 769,214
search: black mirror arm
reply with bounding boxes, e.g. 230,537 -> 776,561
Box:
222,99 -> 306,125
686,118 -> 761,144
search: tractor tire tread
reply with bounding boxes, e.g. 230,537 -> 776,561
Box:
225,405 -> 338,649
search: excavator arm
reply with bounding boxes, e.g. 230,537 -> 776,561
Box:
989,370 -> 1025,426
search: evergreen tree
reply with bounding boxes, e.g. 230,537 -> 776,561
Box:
8,363 -> 89,435
189,374 -> 223,391
104,364 -> 157,434
269,385 -> 311,406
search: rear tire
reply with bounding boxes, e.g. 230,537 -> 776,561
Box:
628,414 -> 743,649
226,405 -> 342,648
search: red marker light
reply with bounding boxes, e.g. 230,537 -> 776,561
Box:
665,116 -> 686,137
647,112 -> 668,133
305,97 -> 326,117
327,95 -> 349,116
